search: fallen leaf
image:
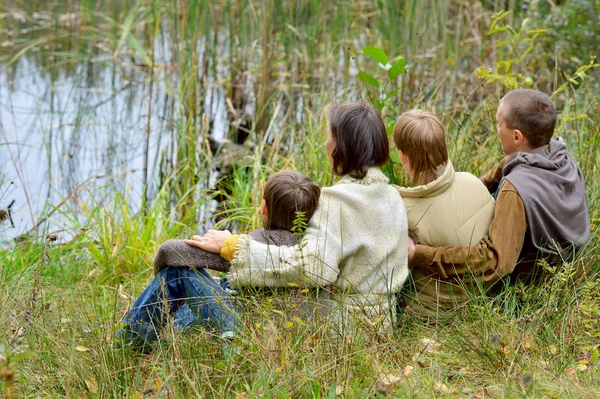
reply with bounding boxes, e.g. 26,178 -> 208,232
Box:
591,349 -> 599,364
549,345 -> 557,355
403,365 -> 414,377
434,382 -> 450,393
85,379 -> 98,394
523,335 -> 531,349
293,317 -> 307,326
565,368 -> 576,378
375,373 -> 401,396
576,363 -> 588,372
420,338 -> 442,352
503,345 -> 511,358
76,345 -> 91,352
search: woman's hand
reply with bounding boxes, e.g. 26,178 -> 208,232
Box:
184,229 -> 232,253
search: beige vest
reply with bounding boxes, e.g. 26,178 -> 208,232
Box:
394,161 -> 495,311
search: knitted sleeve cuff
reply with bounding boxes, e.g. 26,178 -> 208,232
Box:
220,234 -> 240,261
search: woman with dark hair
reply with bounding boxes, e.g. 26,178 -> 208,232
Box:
192,101 -> 409,333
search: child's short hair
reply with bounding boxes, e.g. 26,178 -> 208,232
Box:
263,171 -> 321,231
500,89 -> 556,148
327,101 -> 389,180
393,109 -> 448,185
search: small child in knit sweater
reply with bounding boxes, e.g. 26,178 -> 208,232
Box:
153,170 -> 321,275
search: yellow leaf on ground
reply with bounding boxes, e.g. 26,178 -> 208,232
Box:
75,345 -> 90,352
576,363 -> 588,372
503,345 -> 511,358
549,345 -> 557,355
434,382 -> 450,393
420,338 -> 442,352
85,379 -> 98,394
523,335 -> 531,349
403,365 -> 414,377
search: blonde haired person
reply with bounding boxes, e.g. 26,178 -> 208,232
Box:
393,109 -> 495,312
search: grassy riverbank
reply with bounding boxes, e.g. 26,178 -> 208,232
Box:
1,0 -> 599,397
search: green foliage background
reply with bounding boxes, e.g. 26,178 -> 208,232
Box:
0,0 -> 599,397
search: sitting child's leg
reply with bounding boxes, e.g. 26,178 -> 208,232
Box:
120,267 -> 238,347
153,239 -> 231,275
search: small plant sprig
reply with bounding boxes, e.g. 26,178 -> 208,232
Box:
291,211 -> 308,241
354,46 -> 409,112
475,11 -> 546,89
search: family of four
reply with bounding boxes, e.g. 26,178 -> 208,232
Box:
119,89 -> 591,348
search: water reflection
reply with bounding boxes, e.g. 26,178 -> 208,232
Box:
0,53 -> 229,239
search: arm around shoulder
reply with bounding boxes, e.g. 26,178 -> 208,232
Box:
228,189 -> 343,288
153,239 -> 231,274
410,180 -> 527,282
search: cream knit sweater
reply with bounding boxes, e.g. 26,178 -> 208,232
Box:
229,167 -> 409,331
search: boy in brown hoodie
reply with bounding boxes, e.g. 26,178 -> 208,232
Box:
408,89 -> 590,285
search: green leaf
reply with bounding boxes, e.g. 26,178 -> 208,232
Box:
8,352 -> 38,363
387,58 -> 406,79
390,150 -> 401,164
591,349 -> 599,364
355,72 -> 380,88
362,46 -> 388,65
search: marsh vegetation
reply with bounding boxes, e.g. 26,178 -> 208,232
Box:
1,0 -> 599,397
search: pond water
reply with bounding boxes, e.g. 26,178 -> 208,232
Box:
0,52 -> 232,240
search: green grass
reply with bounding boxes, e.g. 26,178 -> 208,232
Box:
1,0 -> 599,397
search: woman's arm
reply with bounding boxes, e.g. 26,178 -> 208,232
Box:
153,239 -> 231,274
228,190 -> 343,288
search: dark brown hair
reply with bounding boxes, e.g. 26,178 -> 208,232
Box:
263,170 -> 321,231
393,109 -> 448,186
501,89 -> 556,148
327,101 -> 389,179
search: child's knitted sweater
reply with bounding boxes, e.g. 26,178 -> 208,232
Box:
153,228 -> 297,275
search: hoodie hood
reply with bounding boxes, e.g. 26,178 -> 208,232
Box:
397,161 -> 454,198
503,137 -> 590,262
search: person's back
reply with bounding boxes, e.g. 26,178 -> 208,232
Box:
408,89 -> 591,295
398,162 -> 494,248
392,110 -> 494,311
222,101 -> 409,334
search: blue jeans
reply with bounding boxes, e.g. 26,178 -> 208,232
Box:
120,267 -> 238,346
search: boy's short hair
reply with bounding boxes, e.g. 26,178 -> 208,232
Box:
501,89 -> 556,148
263,170 -> 321,231
393,109 -> 448,186
327,101 -> 389,180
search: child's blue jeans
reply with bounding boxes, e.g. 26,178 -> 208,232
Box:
120,267 -> 238,347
